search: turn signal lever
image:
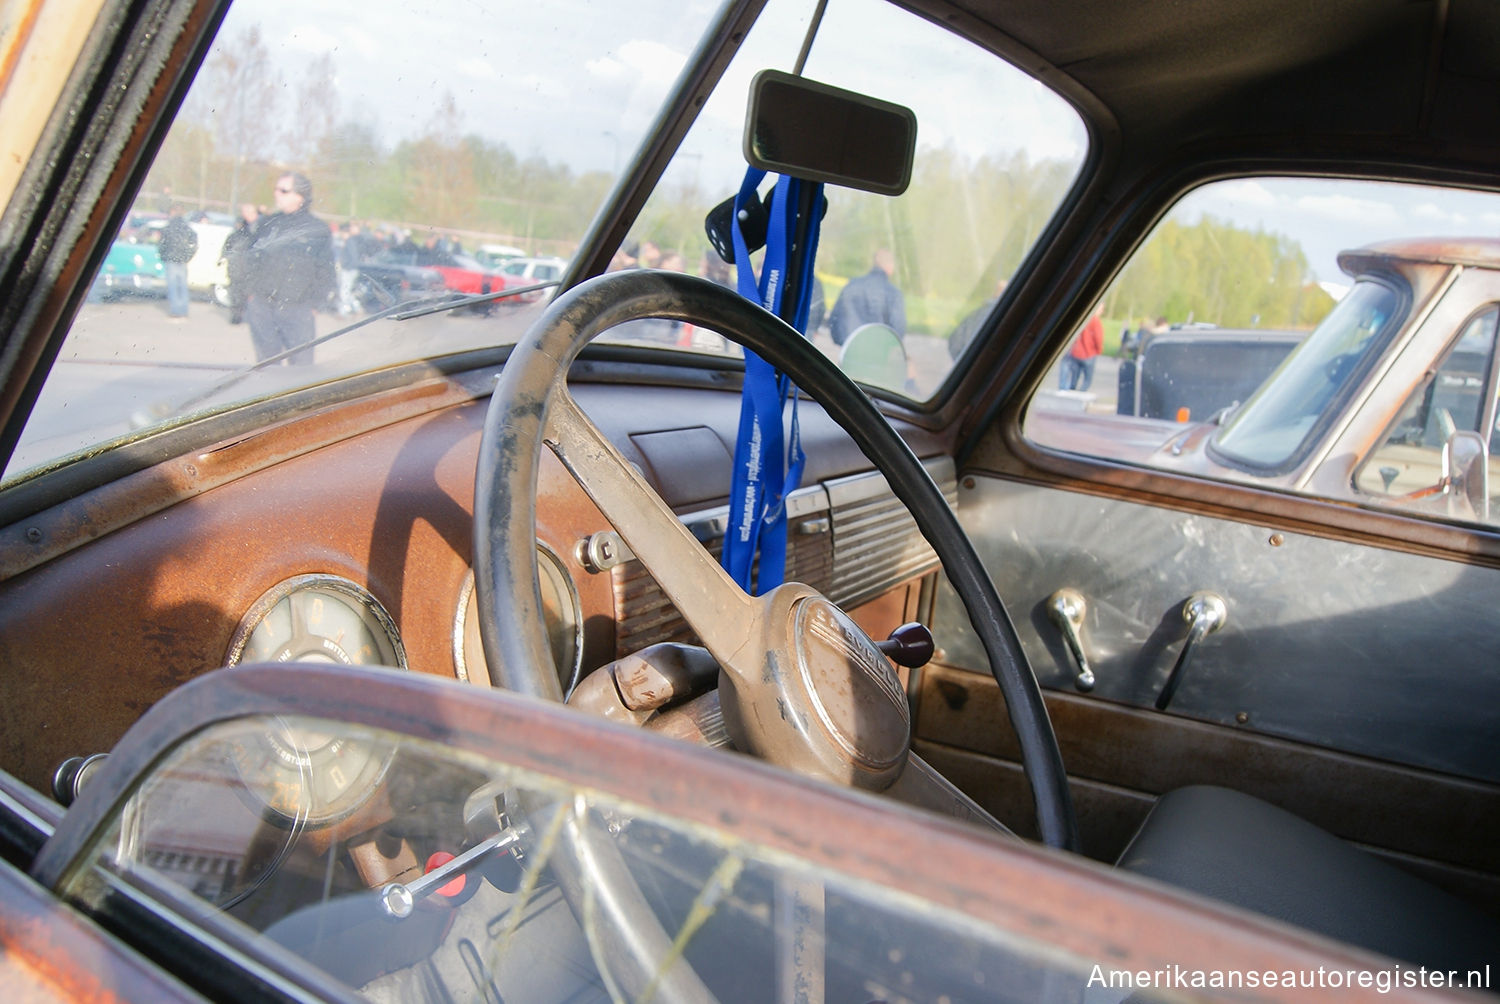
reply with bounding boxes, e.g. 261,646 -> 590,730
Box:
876,622 -> 935,668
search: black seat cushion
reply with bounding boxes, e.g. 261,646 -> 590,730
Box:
1117,785 -> 1498,973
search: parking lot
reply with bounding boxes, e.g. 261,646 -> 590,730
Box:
16,296 -> 1118,478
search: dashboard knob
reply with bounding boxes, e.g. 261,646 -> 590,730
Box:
876,622 -> 935,668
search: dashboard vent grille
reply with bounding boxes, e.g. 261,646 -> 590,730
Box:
826,458 -> 955,610
611,458 -> 952,658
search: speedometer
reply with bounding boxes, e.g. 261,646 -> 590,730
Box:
227,574 -> 406,669
225,575 -> 406,826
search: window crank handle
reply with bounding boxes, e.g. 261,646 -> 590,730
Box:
1046,589 -> 1095,692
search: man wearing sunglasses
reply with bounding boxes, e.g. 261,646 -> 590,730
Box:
244,172 -> 336,365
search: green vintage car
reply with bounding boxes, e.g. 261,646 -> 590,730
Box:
89,237 -> 165,300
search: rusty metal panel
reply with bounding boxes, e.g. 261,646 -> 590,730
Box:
0,856 -> 203,1002
33,661 -> 1473,1000
0,392 -> 615,794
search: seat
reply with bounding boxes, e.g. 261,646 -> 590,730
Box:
1117,785 -> 1498,973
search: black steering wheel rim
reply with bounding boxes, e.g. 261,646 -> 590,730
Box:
474,268 -> 1077,851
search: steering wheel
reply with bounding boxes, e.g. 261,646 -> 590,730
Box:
474,268 -> 1075,844
474,269 -> 1075,997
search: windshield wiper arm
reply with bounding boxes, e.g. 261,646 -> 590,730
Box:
137,292 -> 473,426
137,281 -> 564,427
389,280 -> 560,321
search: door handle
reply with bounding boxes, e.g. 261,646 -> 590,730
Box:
1046,588 -> 1095,692
1155,592 -> 1227,710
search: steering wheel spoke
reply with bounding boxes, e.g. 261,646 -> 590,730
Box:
477,269 -> 1075,854
546,388 -> 759,662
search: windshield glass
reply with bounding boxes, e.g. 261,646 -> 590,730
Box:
4,0 -> 723,485
1211,278 -> 1403,472
64,713 -> 1129,1001
607,0 -> 1088,398
7,0 -> 1086,486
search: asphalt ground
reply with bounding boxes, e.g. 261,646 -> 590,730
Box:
16,296 -> 1120,477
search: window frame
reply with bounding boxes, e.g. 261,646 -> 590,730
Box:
982,170 -> 1500,570
1205,271 -> 1411,479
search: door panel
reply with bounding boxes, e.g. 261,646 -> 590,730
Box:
912,665 -> 1500,908
931,477 -> 1500,783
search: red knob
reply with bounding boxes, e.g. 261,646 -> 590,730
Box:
424,852 -> 467,898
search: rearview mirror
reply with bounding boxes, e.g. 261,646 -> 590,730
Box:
743,70 -> 916,196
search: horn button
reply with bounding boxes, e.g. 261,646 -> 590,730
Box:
718,584 -> 911,790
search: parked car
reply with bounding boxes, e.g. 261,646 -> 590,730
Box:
425,252 -> 523,306
349,255 -> 449,311
89,237 -> 165,300
1115,327 -> 1305,421
1030,238 -> 1499,528
496,255 -> 569,302
363,248 -> 517,310
139,218 -> 234,305
2,0 -> 1499,1001
475,243 -> 526,268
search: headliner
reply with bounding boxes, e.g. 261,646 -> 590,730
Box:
923,0 -> 1500,180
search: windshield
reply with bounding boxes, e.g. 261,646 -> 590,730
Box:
4,0 -> 724,485
64,713 -> 1125,1001
1211,278 -> 1404,473
7,0 -> 1087,486
608,0 -> 1088,397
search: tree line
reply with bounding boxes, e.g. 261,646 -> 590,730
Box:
1102,216 -> 1334,332
144,26 -> 1330,337
144,26 -> 608,257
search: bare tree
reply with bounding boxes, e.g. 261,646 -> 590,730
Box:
403,93 -> 477,227
201,25 -> 282,208
286,52 -> 339,169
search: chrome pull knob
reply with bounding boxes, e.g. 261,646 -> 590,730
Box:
1046,588 -> 1095,692
1155,592 -> 1228,710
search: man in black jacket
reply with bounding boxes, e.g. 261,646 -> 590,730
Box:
158,206 -> 198,319
828,248 -> 905,346
220,203 -> 259,324
245,173 -> 335,364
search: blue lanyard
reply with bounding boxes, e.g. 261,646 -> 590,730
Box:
723,168 -> 824,594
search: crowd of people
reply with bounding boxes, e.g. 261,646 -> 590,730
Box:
141,174 -> 935,379
143,175 -> 1168,400
211,175 -> 521,364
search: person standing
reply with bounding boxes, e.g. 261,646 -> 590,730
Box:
1060,311 -> 1104,391
158,206 -> 198,320
828,249 -> 904,346
336,221 -> 370,316
220,203 -> 259,325
948,278 -> 1009,360
244,173 -> 335,365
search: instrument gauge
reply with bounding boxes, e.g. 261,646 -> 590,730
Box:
455,544 -> 582,694
225,575 -> 406,826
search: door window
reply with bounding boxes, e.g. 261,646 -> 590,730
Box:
1022,176 -> 1500,530
1355,306 -> 1499,520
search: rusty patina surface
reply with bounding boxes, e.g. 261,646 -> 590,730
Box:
0,857 -> 202,1002
32,662 -> 1476,1001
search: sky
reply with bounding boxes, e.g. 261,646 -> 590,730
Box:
212,0 -> 1086,189
1176,178 -> 1500,286
206,0 -> 1497,290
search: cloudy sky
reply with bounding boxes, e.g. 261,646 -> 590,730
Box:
1177,178 -> 1500,285
209,0 -> 1494,288
213,0 -> 1084,188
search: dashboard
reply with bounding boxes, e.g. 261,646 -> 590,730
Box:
0,363 -> 953,801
